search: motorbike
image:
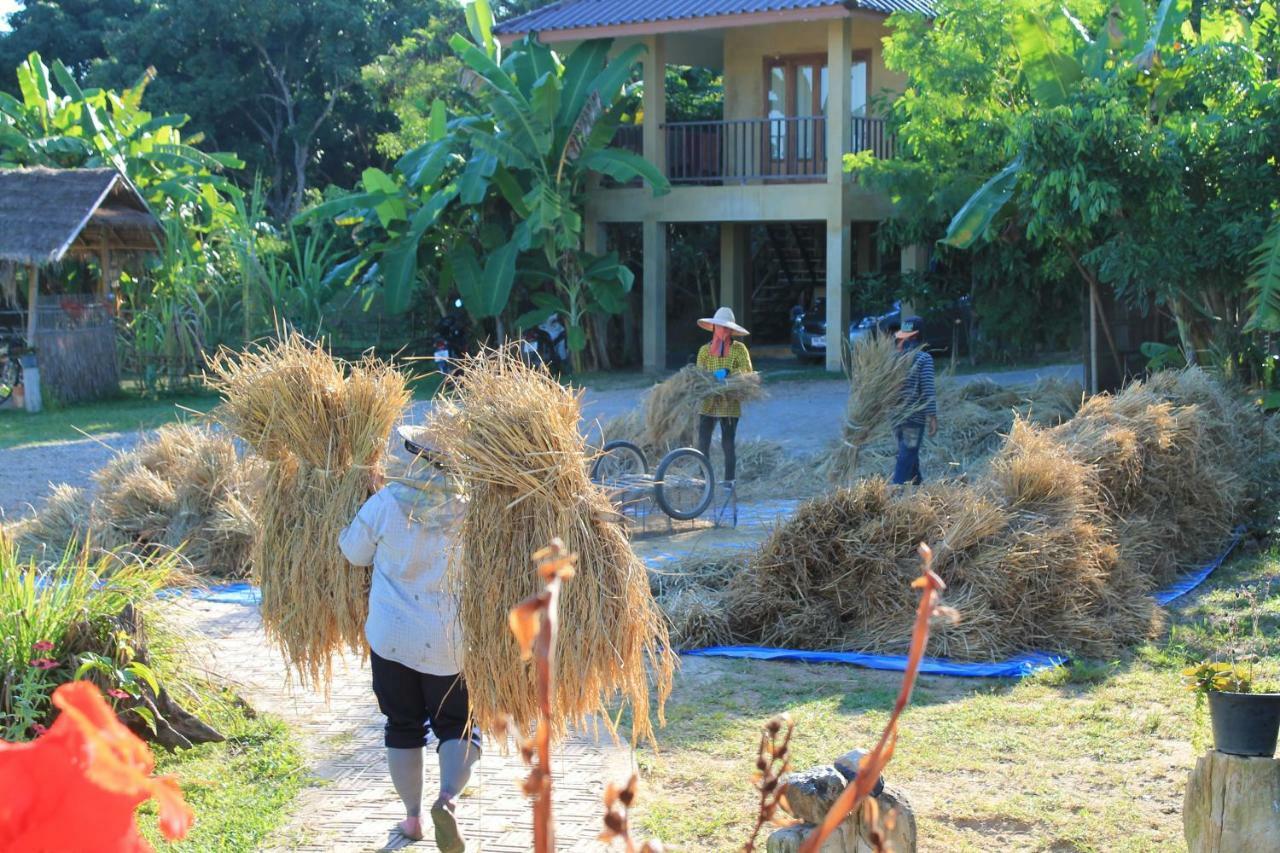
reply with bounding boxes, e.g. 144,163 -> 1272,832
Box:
432,301 -> 469,375
0,331 -> 25,405
519,314 -> 569,374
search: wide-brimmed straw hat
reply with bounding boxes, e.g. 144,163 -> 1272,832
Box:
697,306 -> 749,336
397,424 -> 442,459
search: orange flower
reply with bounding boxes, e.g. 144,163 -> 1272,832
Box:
0,681 -> 193,852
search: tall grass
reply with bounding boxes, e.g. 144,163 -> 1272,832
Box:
0,539 -> 178,741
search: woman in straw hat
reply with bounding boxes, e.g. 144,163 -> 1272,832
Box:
338,425 -> 478,852
695,306 -> 753,489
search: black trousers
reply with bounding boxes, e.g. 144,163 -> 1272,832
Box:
370,650 -> 481,750
697,415 -> 739,481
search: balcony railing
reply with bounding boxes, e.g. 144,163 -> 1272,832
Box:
607,117 -> 892,185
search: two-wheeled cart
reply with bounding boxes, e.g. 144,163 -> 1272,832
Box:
590,440 -> 736,526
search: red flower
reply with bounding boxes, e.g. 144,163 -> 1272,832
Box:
0,681 -> 194,851
107,689 -> 130,700
31,641 -> 54,652
29,658 -> 59,670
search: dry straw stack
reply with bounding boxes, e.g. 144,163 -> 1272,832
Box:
6,424 -> 259,577
427,348 -> 674,743
206,332 -> 408,686
604,364 -> 764,451
716,368 -> 1261,660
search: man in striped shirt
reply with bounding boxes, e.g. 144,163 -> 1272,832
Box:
892,317 -> 937,485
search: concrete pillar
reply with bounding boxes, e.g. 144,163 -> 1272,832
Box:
719,223 -> 747,322
642,35 -> 667,178
823,17 -> 854,372
825,219 -> 852,372
642,218 -> 667,373
899,243 -> 929,319
826,17 -> 853,187
583,211 -> 606,256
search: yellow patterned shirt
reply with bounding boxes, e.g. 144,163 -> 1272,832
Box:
696,341 -> 754,418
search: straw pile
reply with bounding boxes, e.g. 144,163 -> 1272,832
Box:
710,368 -> 1261,659
6,424 -> 259,576
427,347 -> 674,743
94,423 -> 260,576
628,365 -> 763,451
206,332 -> 408,686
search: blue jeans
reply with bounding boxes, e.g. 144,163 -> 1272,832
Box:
891,424 -> 925,485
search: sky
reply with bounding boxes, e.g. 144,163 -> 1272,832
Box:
0,1 -> 15,31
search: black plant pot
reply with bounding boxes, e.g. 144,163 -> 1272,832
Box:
1208,691 -> 1280,757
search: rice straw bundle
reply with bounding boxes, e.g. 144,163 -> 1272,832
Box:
93,423 -> 259,577
827,335 -> 924,484
5,484 -> 96,562
426,347 -> 674,743
206,332 -> 409,686
641,365 -> 764,451
659,586 -> 733,650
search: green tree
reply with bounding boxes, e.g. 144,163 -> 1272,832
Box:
942,0 -> 1280,363
0,0 -> 148,83
94,0 -> 424,219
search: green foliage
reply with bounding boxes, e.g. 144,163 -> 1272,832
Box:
305,4 -> 668,367
0,540 -> 179,741
1181,660 -> 1253,699
1246,212 -> 1280,332
0,51 -> 241,225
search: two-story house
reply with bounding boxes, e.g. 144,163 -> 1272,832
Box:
496,0 -> 934,371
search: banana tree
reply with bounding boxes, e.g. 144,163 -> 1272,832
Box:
445,0 -> 669,368
0,52 -> 242,226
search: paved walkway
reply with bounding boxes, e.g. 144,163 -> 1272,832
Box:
176,599 -> 631,852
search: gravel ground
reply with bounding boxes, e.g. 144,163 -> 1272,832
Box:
1,363 -> 1081,520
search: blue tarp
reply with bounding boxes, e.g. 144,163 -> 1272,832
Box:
1152,526 -> 1245,606
160,582 -> 261,605
682,646 -> 1067,678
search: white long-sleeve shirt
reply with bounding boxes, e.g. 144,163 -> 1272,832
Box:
338,480 -> 463,676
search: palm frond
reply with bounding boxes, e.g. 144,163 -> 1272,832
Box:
1246,211 -> 1280,332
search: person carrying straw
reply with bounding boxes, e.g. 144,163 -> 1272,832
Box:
695,306 -> 753,489
891,317 -> 937,485
338,425 -> 479,852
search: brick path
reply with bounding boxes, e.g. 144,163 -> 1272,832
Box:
174,599 -> 631,852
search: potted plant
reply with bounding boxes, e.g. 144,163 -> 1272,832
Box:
1182,661 -> 1280,757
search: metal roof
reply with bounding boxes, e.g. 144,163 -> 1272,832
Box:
494,0 -> 936,35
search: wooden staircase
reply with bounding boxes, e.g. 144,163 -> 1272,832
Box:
750,223 -> 825,340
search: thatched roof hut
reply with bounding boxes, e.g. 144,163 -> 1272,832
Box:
0,168 -> 162,407
0,167 -> 160,266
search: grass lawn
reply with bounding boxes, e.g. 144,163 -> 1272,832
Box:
628,539 -> 1280,851
0,389 -> 219,450
138,689 -> 306,851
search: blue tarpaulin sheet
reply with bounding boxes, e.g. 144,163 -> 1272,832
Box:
682,646 -> 1067,678
1152,526 -> 1245,606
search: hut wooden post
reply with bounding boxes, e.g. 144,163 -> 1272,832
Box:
26,264 -> 38,345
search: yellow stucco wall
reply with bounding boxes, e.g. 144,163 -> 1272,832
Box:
722,14 -> 904,123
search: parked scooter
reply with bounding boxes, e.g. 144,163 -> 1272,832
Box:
0,330 -> 25,404
432,300 -> 469,374
519,314 -> 569,374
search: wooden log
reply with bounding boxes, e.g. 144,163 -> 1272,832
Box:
1184,749 -> 1280,852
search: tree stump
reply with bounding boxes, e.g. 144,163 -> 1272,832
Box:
1184,749 -> 1280,852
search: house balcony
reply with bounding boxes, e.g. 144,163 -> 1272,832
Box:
611,116 -> 892,185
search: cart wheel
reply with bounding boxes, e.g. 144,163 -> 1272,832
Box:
591,440 -> 648,485
654,448 -> 715,520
